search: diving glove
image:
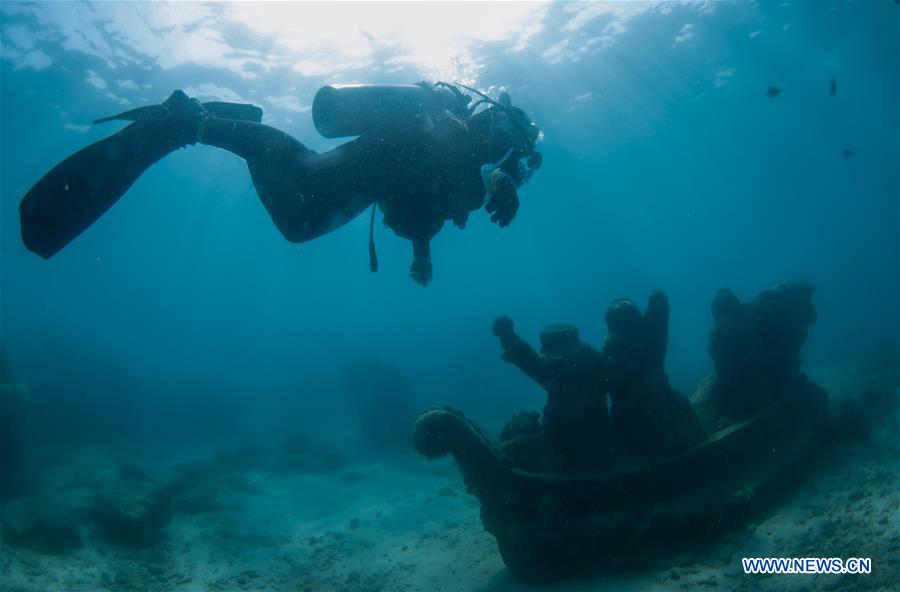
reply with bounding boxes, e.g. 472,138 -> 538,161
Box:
410,255 -> 433,287
481,147 -> 519,227
410,239 -> 434,286
485,172 -> 519,227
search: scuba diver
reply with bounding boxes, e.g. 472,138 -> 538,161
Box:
19,82 -> 542,286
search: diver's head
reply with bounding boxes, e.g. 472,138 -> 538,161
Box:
539,324 -> 580,357
508,105 -> 542,147
487,104 -> 542,184
476,101 -> 542,204
499,90 -> 542,162
453,82 -> 543,186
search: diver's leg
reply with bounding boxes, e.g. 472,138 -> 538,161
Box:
198,118 -> 310,162
199,119 -> 373,243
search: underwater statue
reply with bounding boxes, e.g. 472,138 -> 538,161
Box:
492,317 -> 613,473
693,281 -> 818,429
20,83 -> 543,286
602,290 -> 705,460
413,281 -> 830,583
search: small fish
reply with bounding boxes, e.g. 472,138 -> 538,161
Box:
842,148 -> 853,159
766,86 -> 782,98
829,76 -> 837,96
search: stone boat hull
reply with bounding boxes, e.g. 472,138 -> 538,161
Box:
413,376 -> 828,583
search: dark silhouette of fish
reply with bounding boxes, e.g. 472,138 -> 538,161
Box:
830,76 -> 837,96
766,86 -> 782,98
842,148 -> 853,159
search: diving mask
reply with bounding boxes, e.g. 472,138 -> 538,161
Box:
518,151 -> 543,185
489,107 -> 542,187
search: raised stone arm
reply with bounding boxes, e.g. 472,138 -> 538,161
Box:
492,316 -> 546,384
643,289 -> 670,373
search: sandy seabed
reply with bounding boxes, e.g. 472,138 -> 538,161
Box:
1,391 -> 897,592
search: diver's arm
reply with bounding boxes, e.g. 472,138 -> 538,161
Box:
383,200 -> 444,286
492,316 -> 546,383
410,239 -> 433,287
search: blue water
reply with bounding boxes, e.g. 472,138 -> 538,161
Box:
0,2 -> 897,589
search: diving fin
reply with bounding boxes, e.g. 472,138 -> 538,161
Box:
93,101 -> 263,126
20,122 -> 177,258
92,104 -> 169,125
21,93 -> 264,258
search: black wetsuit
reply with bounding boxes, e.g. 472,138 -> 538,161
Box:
198,98 -> 521,284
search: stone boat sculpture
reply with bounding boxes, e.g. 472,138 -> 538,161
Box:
413,282 -> 829,583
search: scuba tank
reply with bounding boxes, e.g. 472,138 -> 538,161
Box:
312,84 -> 460,139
